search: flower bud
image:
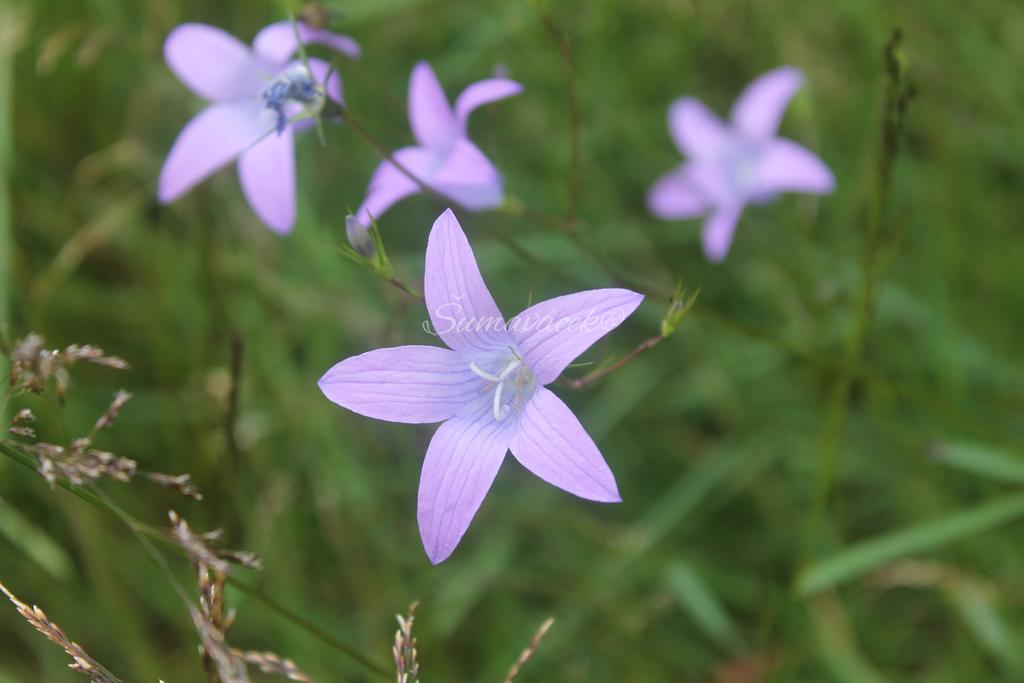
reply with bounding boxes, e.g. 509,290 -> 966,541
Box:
345,215 -> 377,259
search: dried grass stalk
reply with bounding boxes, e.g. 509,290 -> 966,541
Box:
192,554 -> 310,682
168,511 -> 262,574
0,580 -> 123,683
92,389 -> 131,432
6,390 -> 201,499
234,650 -> 311,681
7,333 -> 127,398
143,471 -> 203,500
503,617 -> 555,683
393,601 -> 420,683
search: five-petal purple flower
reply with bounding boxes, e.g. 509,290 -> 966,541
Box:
319,209 -> 643,563
159,22 -> 359,234
350,62 -> 522,234
647,66 -> 835,262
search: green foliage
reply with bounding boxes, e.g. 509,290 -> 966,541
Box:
2,0 -> 1023,681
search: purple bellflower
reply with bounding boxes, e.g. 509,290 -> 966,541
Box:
647,67 -> 835,262
319,209 -> 643,564
349,62 -> 522,238
159,21 -> 360,234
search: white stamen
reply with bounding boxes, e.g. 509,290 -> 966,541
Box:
469,361 -> 502,382
493,380 -> 505,420
496,359 -> 522,380
470,358 -> 526,421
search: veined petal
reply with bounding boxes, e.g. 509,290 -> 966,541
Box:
510,288 -> 643,386
418,413 -> 513,563
668,97 -> 732,159
454,78 -> 523,129
252,21 -> 362,65
424,209 -> 510,353
238,125 -> 295,234
409,62 -> 457,150
165,23 -> 266,101
318,346 -> 479,424
512,388 -> 620,502
432,138 -> 504,211
731,66 -> 803,140
647,164 -> 711,219
702,203 -> 744,262
753,138 -> 835,195
158,101 -> 267,204
354,146 -> 440,227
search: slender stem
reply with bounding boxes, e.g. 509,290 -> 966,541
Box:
340,103 -> 594,292
563,335 -> 663,390
0,11 -> 13,423
512,200 -> 564,233
808,30 -> 914,553
86,482 -> 193,608
340,70 -> 671,313
541,13 -> 581,232
217,331 -> 244,527
287,12 -> 326,146
567,230 -> 672,298
224,331 -> 243,465
0,441 -> 392,679
339,108 -> 466,211
503,616 -> 555,683
225,578 -> 391,677
387,276 -> 423,300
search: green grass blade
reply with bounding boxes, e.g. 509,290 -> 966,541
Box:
798,494 -> 1024,596
932,441 -> 1024,485
0,503 -> 73,580
664,560 -> 737,648
951,582 -> 1024,676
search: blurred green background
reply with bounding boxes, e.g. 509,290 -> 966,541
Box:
1,0 -> 1023,681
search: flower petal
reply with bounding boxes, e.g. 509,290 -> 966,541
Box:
353,146 -> 440,226
238,125 -> 295,234
418,413 -> 512,563
432,139 -> 504,211
252,21 -> 362,65
753,139 -> 835,195
668,97 -> 732,159
512,387 -> 620,502
454,78 -> 523,129
509,289 -> 644,386
409,62 -> 457,150
164,23 -> 266,101
158,101 -> 267,204
307,57 -> 343,104
701,203 -> 744,262
647,164 -> 711,219
424,209 -> 510,353
730,66 -> 803,140
318,345 -> 479,424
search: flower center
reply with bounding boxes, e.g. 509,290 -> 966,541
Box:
468,349 -> 536,421
261,64 -> 324,134
723,138 -> 764,199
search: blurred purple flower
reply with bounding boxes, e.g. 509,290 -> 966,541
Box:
159,22 -> 359,234
350,62 -> 522,233
319,209 -> 642,564
647,67 -> 835,262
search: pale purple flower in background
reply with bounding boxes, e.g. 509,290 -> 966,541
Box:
159,21 -> 360,233
349,62 -> 522,235
647,66 -> 835,262
320,209 -> 643,564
